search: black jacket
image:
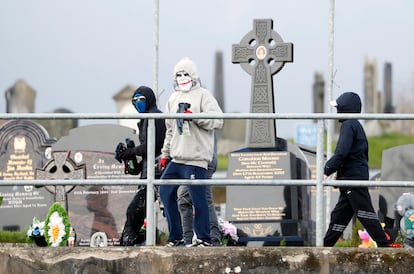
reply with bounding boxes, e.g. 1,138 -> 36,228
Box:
324,92 -> 369,180
132,86 -> 166,179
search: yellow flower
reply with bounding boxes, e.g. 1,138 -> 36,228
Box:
47,212 -> 66,247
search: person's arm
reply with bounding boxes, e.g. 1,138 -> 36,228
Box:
192,92 -> 223,131
324,122 -> 354,176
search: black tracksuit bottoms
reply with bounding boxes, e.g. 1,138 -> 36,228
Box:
324,187 -> 389,247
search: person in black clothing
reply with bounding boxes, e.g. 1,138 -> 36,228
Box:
118,86 -> 166,246
323,91 -> 390,247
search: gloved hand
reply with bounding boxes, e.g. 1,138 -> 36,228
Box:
159,157 -> 171,171
119,147 -> 136,160
183,109 -> 192,121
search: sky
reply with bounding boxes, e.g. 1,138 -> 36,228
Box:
1,0 -> 413,139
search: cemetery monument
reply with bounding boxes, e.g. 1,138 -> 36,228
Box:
227,19 -> 314,245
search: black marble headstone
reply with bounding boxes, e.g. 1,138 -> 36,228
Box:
228,19 -> 310,246
51,124 -> 141,246
0,120 -> 55,231
226,146 -> 311,245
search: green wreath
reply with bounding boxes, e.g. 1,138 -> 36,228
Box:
44,202 -> 71,247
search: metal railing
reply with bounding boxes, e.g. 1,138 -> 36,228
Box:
1,112 -> 414,247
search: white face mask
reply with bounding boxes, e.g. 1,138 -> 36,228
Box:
176,71 -> 192,91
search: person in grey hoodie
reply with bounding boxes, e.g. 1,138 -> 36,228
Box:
323,91 -> 391,247
159,57 -> 223,247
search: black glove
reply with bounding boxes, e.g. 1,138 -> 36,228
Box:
176,102 -> 191,134
119,147 -> 136,160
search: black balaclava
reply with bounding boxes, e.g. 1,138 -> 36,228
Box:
132,86 -> 156,113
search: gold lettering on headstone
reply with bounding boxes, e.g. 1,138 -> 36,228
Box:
230,151 -> 287,179
231,206 -> 285,221
2,136 -> 35,180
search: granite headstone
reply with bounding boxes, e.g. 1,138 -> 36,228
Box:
376,144 -> 414,231
0,120 -> 55,231
228,19 -> 312,245
50,124 -> 142,246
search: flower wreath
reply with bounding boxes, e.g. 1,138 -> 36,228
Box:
44,202 -> 71,247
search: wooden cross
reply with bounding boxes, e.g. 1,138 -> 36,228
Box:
232,19 -> 293,148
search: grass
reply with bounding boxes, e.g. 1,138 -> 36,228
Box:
368,132 -> 414,168
0,230 -> 30,243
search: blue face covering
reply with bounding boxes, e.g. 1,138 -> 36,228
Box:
132,93 -> 146,113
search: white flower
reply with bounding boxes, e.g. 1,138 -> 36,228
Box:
27,217 -> 45,238
47,212 -> 66,247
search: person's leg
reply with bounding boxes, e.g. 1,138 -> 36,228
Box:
186,166 -> 210,243
205,186 -> 221,246
121,187 -> 146,246
177,186 -> 194,245
350,187 -> 390,246
159,163 -> 182,242
324,190 -> 354,246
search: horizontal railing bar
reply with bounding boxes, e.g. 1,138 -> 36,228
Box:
1,112 -> 414,120
2,179 -> 414,187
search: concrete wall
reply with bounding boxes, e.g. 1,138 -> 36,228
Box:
1,244 -> 413,274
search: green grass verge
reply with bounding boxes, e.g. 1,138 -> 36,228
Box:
0,230 -> 31,243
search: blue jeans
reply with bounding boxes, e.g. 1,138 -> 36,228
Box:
159,162 -> 211,242
178,185 -> 221,245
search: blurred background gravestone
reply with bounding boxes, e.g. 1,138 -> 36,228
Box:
374,144 -> 414,239
5,79 -> 36,113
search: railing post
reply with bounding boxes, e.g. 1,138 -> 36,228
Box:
315,119 -> 325,247
146,119 -> 156,245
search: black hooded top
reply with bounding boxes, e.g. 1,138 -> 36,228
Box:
132,86 -> 166,179
324,92 -> 369,181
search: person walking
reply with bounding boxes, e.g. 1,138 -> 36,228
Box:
323,91 -> 390,247
118,86 -> 166,246
159,57 -> 223,247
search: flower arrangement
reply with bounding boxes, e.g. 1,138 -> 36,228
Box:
44,202 -> 71,247
219,219 -> 239,246
26,217 -> 47,246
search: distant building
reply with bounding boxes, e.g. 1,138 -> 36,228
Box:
112,85 -> 139,129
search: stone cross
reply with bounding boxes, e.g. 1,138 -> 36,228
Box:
36,151 -> 86,211
232,19 -> 293,148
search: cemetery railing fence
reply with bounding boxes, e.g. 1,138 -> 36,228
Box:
1,112 -> 414,247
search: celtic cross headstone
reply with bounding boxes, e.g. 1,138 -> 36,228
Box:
232,18 -> 293,148
227,19 -> 313,246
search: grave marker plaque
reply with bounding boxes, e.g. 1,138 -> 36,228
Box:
227,151 -> 305,241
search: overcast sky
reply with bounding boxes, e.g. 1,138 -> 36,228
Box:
1,0 -> 413,138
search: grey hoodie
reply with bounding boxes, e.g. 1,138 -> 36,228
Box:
161,57 -> 223,169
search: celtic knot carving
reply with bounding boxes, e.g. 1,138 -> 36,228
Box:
255,63 -> 267,83
255,22 -> 268,42
253,86 -> 268,104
